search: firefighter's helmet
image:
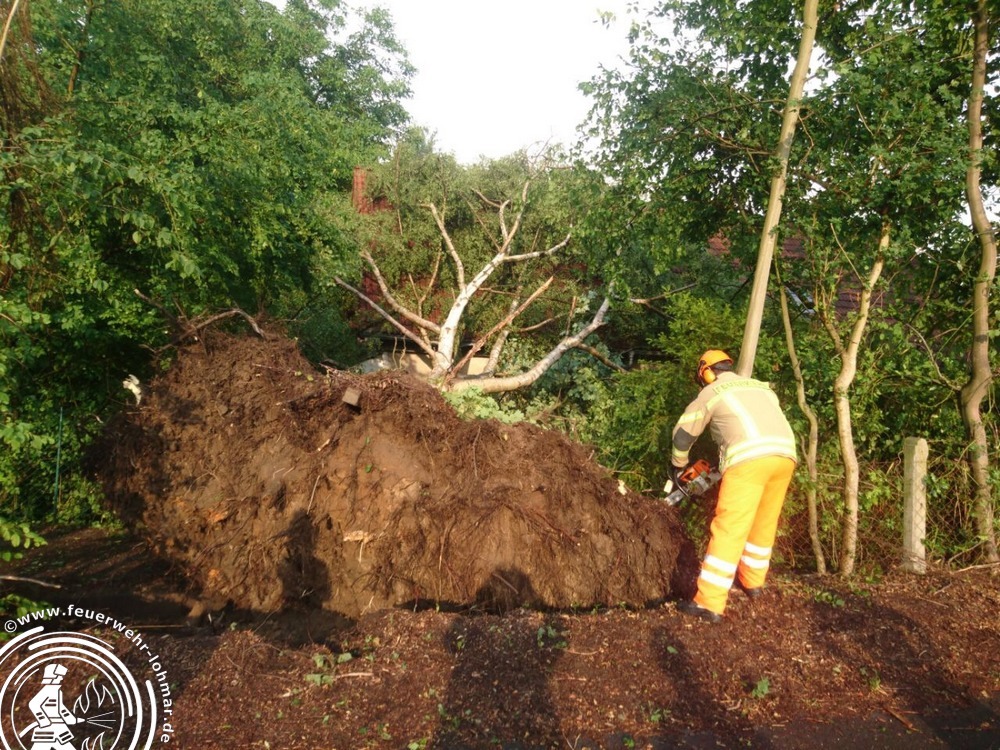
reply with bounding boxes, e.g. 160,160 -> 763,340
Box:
696,349 -> 734,386
42,663 -> 68,685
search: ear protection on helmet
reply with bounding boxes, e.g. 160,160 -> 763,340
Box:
699,362 -> 717,385
696,350 -> 733,386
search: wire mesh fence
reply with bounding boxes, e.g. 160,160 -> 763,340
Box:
776,453 -> 995,576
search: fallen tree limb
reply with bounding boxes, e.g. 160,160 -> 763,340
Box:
446,294 -> 613,394
334,276 -> 438,361
0,574 -> 63,589
444,276 -> 554,387
574,343 -> 625,372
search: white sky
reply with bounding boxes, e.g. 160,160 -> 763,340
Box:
354,1 -> 642,163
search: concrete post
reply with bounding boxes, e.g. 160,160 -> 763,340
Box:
902,437 -> 928,574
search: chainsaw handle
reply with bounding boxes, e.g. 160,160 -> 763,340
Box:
678,459 -> 712,485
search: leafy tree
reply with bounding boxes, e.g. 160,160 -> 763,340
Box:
0,0 -> 411,520
583,0 -> 994,571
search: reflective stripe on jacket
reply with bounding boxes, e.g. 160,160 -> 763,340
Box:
672,371 -> 797,473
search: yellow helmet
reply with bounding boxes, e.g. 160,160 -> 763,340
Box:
696,349 -> 733,386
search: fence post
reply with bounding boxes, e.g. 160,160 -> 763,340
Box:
902,437 -> 928,574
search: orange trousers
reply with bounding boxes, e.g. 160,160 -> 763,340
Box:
694,455 -> 796,615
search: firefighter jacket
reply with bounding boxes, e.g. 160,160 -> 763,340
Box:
671,371 -> 797,473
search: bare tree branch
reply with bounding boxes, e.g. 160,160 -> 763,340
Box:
444,277 -> 554,386
564,295 -> 578,337
472,188 -> 504,210
334,276 -> 437,360
188,309 -> 266,339
628,282 -> 697,305
501,181 -> 531,249
446,295 -> 613,394
424,202 -> 465,288
486,329 -> 510,374
0,574 -> 62,589
433,232 -> 548,374
504,233 -> 571,262
360,249 -> 440,334
904,323 -> 963,391
0,0 -> 23,64
475,181 -> 530,251
411,248 -> 442,310
133,289 -> 265,340
573,343 -> 625,372
514,317 -> 558,334
471,190 -> 510,252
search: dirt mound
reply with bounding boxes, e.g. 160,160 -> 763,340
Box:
97,331 -> 697,619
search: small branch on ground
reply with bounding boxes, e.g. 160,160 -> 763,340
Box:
0,574 -> 63,589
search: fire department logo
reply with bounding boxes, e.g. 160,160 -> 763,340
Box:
0,626 -> 161,750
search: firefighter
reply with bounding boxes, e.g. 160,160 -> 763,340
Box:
27,663 -> 80,750
671,349 -> 797,623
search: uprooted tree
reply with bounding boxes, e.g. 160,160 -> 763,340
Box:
335,135 -> 612,394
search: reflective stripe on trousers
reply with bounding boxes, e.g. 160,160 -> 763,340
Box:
694,455 -> 796,615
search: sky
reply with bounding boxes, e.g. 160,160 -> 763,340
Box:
354,1 -> 642,163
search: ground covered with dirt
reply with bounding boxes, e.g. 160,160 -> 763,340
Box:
7,530 -> 1000,749
5,329 -> 1000,748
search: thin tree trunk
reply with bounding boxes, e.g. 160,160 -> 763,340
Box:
66,0 -> 95,95
778,278 -> 826,574
0,0 -> 22,64
961,0 -> 999,562
737,0 -> 819,377
824,225 -> 888,577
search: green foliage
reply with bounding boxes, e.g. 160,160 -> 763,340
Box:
586,293 -> 745,492
304,651 -> 354,687
750,677 -> 772,700
813,589 -> 846,608
0,518 -> 45,562
535,623 -> 567,650
587,366 -> 680,492
580,0 -> 997,571
0,594 -> 43,620
0,0 -> 411,523
0,595 -> 51,641
55,475 -> 118,527
645,703 -> 668,724
442,389 -> 526,425
491,340 -> 616,436
289,290 -> 378,369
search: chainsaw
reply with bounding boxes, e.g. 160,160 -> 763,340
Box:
662,459 -> 721,506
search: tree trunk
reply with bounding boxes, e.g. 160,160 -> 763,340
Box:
960,0 -> 999,563
778,281 -> 826,574
0,0 -> 23,64
826,225 -> 888,577
66,0 -> 96,95
737,0 -> 819,377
